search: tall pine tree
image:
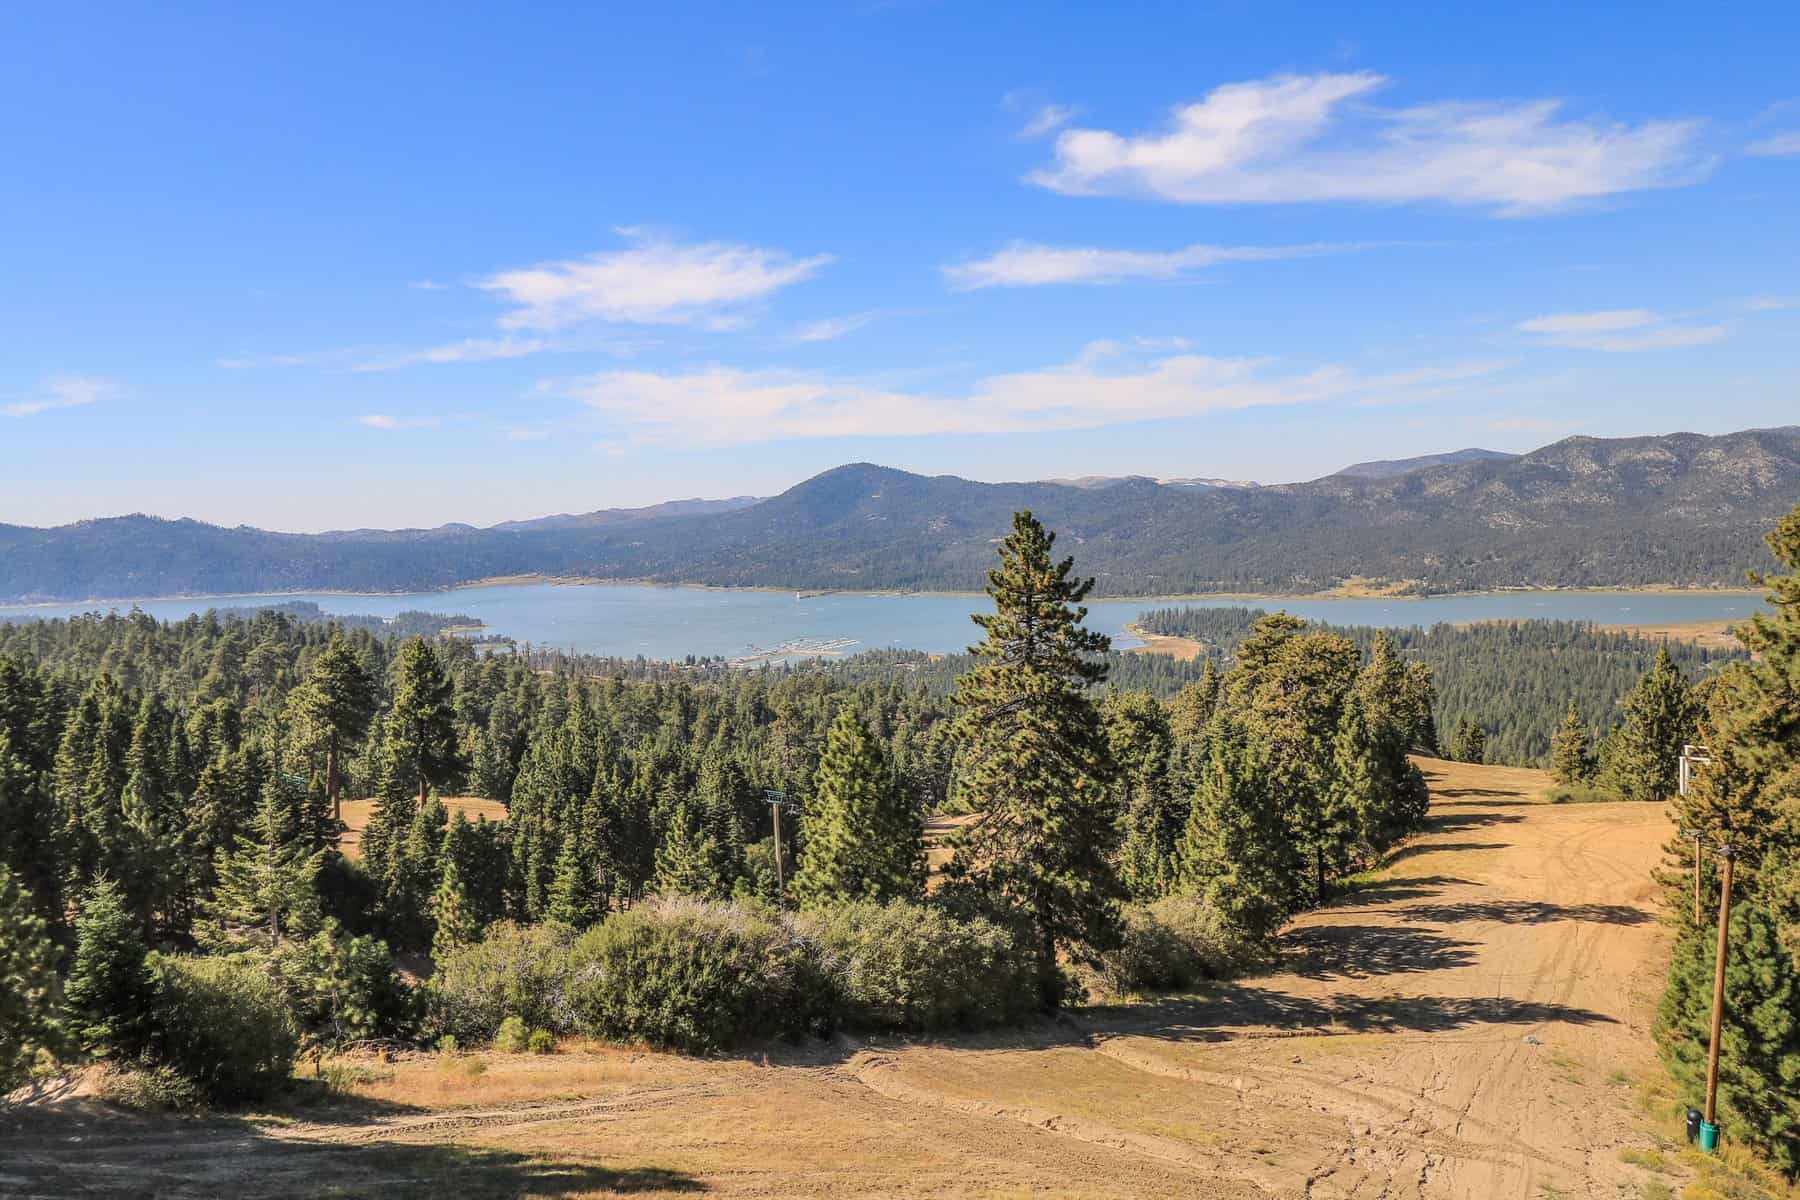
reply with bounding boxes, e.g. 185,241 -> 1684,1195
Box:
286,634 -> 378,824
946,511 -> 1121,992
1599,645 -> 1696,802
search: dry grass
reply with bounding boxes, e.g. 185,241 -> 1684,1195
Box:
338,796 -> 508,858
1600,619 -> 1745,650
1125,628 -> 1208,661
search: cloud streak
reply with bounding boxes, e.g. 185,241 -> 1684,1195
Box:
358,414 -> 441,431
1031,72 -> 1705,214
1746,131 -> 1800,157
1517,308 -> 1730,352
3,374 -> 123,418
944,240 -> 1369,289
551,342 -> 1506,447
481,229 -> 831,331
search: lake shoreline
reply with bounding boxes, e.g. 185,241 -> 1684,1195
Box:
0,575 -> 1768,613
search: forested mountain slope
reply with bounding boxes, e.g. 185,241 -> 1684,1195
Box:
2,427 -> 1796,601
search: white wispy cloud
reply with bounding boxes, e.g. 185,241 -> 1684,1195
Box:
408,278 -> 449,291
787,313 -> 878,343
944,239 -> 1366,289
1746,132 -> 1800,157
481,229 -> 831,331
3,374 -> 123,418
351,336 -> 553,372
1030,72 -> 1705,214
550,342 -> 1506,447
1019,103 -> 1076,139
1742,294 -> 1797,312
358,414 -> 441,431
1517,308 -> 1730,352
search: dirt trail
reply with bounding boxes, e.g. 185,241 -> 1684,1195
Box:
3,757 -> 1675,1199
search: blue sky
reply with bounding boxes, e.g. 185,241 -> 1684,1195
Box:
3,2 -> 1797,531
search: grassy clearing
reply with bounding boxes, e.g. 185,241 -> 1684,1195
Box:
337,796 -> 507,857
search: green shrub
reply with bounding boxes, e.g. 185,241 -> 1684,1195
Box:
494,1015 -> 530,1053
564,897 -> 833,1053
526,1029 -> 554,1054
272,921 -> 417,1045
426,921 -> 577,1042
435,1034 -> 458,1054
1547,782 -> 1619,804
799,901 -> 1038,1032
145,954 -> 298,1103
1088,896 -> 1263,997
95,1063 -> 203,1112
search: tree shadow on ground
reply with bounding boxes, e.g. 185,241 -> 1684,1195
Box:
1326,874 -> 1475,908
1399,899 -> 1651,927
1430,786 -> 1537,800
1281,923 -> 1479,980
1382,841 -> 1508,866
0,1101 -> 704,1198
1088,988 -> 1617,1044
1426,810 -> 1526,832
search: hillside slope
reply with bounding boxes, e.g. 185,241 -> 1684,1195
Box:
2,427 -> 1795,601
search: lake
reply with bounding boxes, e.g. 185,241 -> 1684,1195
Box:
0,583 -> 1770,662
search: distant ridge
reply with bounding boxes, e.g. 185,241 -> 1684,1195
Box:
2,428 -> 1796,602
1329,447 -> 1518,480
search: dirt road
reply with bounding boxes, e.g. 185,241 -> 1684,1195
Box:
4,757 -> 1677,1199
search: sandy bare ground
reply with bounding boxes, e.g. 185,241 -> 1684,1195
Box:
3,756 -> 1678,1199
1599,618 -> 1745,650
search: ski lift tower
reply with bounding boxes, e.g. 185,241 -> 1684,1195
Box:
1679,744 -> 1713,797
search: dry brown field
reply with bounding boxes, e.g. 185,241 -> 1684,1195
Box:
7,756 -> 1696,1198
337,796 -> 508,858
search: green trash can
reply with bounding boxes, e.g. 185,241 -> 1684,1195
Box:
1699,1120 -> 1720,1152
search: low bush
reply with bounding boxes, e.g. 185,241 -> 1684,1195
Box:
1547,782 -> 1621,804
564,898 -> 835,1053
494,1015 -> 530,1053
1087,896 -> 1263,998
95,1063 -> 203,1111
799,901 -> 1039,1032
144,954 -> 299,1103
426,921 -> 578,1043
527,1029 -> 554,1054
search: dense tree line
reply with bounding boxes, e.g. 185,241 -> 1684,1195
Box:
0,513 -> 1435,1098
1136,607 -> 1741,766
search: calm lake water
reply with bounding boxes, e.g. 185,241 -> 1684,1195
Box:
0,583 -> 1769,662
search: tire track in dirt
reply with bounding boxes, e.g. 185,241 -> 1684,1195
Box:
837,1046 -> 1307,1197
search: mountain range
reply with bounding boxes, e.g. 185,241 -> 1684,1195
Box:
2,428 -> 1795,603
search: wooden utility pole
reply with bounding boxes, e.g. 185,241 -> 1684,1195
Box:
1702,846 -> 1735,1133
766,789 -> 788,893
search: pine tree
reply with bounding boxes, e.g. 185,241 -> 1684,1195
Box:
380,638 -> 461,808
1599,645 -> 1696,802
366,638 -> 460,883
792,705 -> 923,907
1656,901 -> 1800,1172
286,635 -> 378,824
1448,717 -> 1487,764
0,867 -> 61,1091
1104,690 -> 1180,900
653,795 -> 728,899
430,817 -> 482,961
546,794 -> 611,927
65,876 -> 154,1058
1176,713 -> 1294,940
946,511 -> 1121,987
1550,700 -> 1593,785
0,729 -> 62,929
198,772 -> 323,952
